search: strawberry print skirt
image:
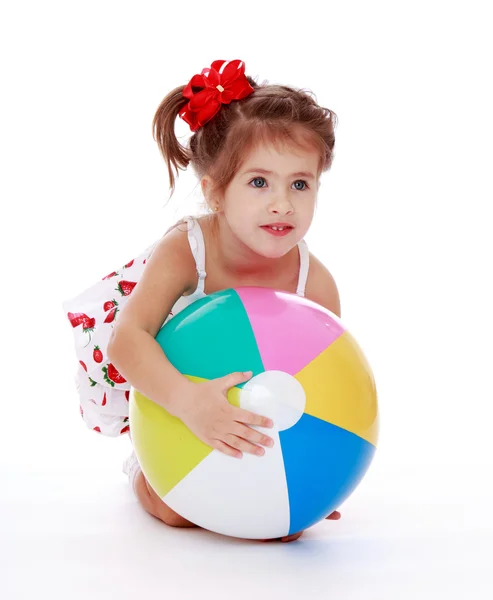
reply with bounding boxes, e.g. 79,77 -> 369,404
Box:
63,241 -> 158,437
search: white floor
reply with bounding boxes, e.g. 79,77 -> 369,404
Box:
2,429 -> 492,600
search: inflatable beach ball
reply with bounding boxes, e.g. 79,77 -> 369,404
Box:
129,287 -> 378,540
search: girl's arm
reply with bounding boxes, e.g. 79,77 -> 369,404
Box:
107,225 -> 198,414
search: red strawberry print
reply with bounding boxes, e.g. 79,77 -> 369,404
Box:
103,271 -> 118,280
102,392 -> 107,406
120,425 -> 130,435
124,260 -> 134,269
80,405 -> 84,416
79,360 -> 87,372
103,298 -> 119,323
68,312 -> 90,328
116,280 -> 137,296
124,391 -> 130,402
93,427 -> 101,433
82,316 -> 96,347
82,317 -> 95,331
93,346 -> 103,363
104,307 -> 118,323
123,416 -> 129,423
143,259 -> 146,264
102,363 -> 127,386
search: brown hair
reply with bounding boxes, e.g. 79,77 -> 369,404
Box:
152,72 -> 338,204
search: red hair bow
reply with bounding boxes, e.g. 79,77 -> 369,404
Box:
179,59 -> 254,132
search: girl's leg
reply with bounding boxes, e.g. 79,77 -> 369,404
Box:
124,445 -> 197,528
134,468 -> 198,528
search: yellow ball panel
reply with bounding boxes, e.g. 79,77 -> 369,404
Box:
129,375 -> 242,498
295,331 -> 379,446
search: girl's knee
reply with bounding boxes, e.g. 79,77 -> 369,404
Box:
134,469 -> 156,515
159,504 -> 194,528
134,470 -> 196,528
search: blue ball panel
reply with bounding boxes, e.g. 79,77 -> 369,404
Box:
279,414 -> 376,536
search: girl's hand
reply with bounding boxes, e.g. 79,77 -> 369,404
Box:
176,371 -> 275,458
262,511 -> 342,543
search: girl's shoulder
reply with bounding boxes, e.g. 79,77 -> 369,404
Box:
304,252 -> 341,318
150,218 -> 198,275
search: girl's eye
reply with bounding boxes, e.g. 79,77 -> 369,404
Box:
249,177 -> 308,190
293,180 -> 308,191
250,177 -> 267,188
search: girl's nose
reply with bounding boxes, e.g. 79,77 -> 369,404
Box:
268,194 -> 294,215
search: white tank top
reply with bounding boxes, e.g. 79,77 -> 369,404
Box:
164,216 -> 310,325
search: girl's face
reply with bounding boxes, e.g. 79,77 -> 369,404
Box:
214,142 -> 320,259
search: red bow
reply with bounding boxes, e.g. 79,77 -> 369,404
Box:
179,59 -> 254,132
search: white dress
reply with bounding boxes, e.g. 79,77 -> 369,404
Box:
62,216 -> 310,437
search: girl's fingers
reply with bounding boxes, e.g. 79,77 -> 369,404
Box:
212,439 -> 243,459
232,406 -> 274,429
281,531 -> 304,542
223,433 -> 266,457
232,422 -> 274,448
326,511 -> 341,520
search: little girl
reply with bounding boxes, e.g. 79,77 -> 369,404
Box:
64,59 -> 342,543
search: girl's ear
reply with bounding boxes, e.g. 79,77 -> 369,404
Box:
201,175 -> 212,200
201,175 -> 224,212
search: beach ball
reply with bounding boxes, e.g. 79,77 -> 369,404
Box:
129,287 -> 378,540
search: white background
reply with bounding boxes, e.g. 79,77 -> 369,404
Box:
1,1 -> 492,598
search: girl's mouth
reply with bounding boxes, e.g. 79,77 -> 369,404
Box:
260,225 -> 293,237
